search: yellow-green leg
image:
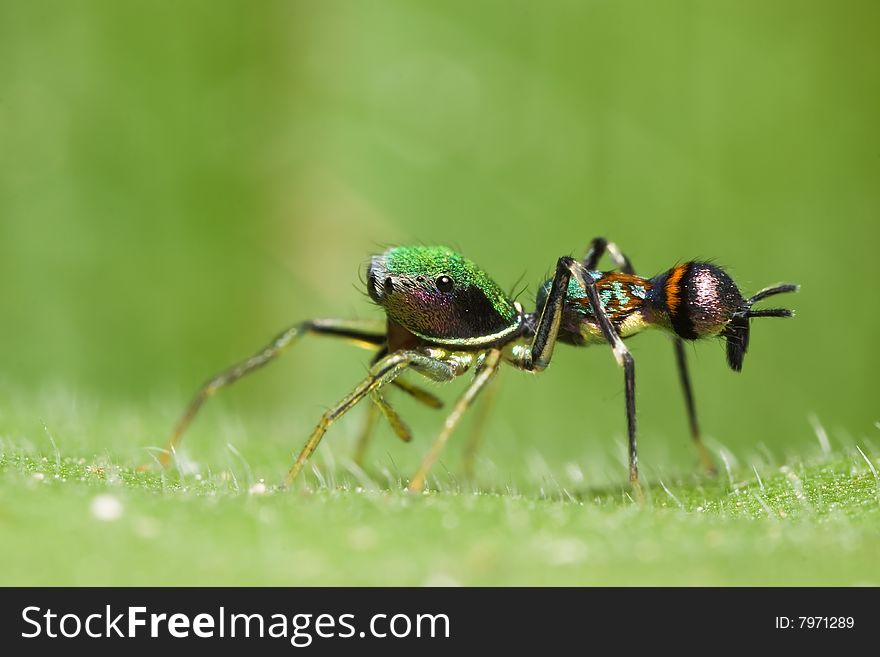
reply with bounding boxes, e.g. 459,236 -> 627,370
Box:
284,349 -> 455,487
461,373 -> 501,480
351,401 -> 381,467
407,349 -> 503,493
351,373 -> 444,467
372,391 -> 414,443
153,319 -> 385,469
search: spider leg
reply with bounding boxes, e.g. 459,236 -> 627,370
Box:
451,240 -> 622,478
284,349 -> 456,487
156,319 -> 386,468
516,256 -> 583,372
351,346 -> 445,466
569,264 -> 643,497
407,349 -> 503,493
372,390 -> 414,443
510,255 -> 642,494
351,400 -> 381,467
434,255 -> 588,488
391,377 -> 444,408
582,236 -> 634,274
583,236 -> 715,475
460,373 -> 501,480
674,338 -> 715,474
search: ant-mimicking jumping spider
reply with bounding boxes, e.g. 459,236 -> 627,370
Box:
152,238 -> 797,495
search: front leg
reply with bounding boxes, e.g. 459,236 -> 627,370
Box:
283,349 -> 456,487
514,256 -> 582,372
407,349 -> 503,493
352,346 -> 444,466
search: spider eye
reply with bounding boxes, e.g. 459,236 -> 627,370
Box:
435,275 -> 454,293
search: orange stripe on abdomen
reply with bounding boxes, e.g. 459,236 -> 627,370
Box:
665,264 -> 688,315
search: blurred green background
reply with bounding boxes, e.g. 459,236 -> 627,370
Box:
1,0 -> 877,481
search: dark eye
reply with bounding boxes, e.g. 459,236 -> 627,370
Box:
435,275 -> 454,293
383,277 -> 394,295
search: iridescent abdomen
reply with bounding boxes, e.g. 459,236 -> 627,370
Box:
537,272 -> 653,346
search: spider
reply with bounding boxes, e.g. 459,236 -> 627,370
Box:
153,239 -> 797,494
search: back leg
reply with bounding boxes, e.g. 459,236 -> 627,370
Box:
674,339 -> 716,474
582,237 -> 715,475
582,237 -> 634,274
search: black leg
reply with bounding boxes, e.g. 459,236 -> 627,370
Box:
571,266 -> 641,492
582,236 -> 634,274
453,240 -> 628,479
624,351 -> 637,484
517,256 -> 580,372
583,236 -> 715,475
673,338 -> 716,474
511,254 -> 642,493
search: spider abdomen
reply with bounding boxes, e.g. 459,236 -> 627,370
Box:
649,262 -> 743,340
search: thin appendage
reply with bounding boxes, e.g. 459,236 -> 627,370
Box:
516,254 -> 618,371
391,377 -> 444,408
352,344 -> 443,466
351,346 -> 391,468
352,383 -> 443,463
570,265 -> 642,498
514,254 -> 643,493
284,350 -> 456,487
747,283 -> 799,305
407,350 -> 503,493
674,338 -> 716,474
372,391 -> 413,443
352,401 -> 381,467
582,237 -> 634,274
747,309 -> 794,318
518,256 -> 580,371
159,319 -> 386,467
455,239 -> 632,474
583,238 -> 714,478
624,352 -> 638,487
350,344 -> 444,465
460,373 -> 501,480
